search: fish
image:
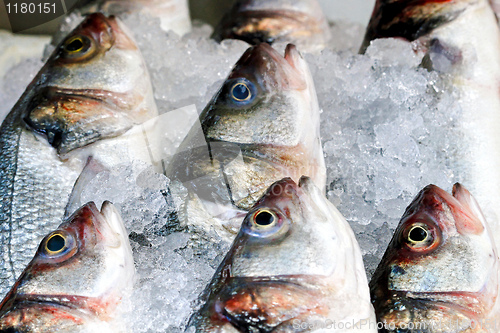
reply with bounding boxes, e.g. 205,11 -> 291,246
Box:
0,201 -> 135,332
76,0 -> 192,36
188,177 -> 376,332
0,13 -> 157,297
212,0 -> 331,52
167,43 -> 326,241
360,0 -> 500,249
490,0 -> 500,20
370,184 -> 500,332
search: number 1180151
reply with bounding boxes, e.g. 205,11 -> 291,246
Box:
6,2 -> 57,14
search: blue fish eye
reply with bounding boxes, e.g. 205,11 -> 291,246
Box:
231,82 -> 251,101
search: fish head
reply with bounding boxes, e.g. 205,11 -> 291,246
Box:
225,176 -> 350,281
192,177 -> 368,330
213,0 -> 331,51
360,0 -> 479,52
0,201 -> 134,314
24,13 -> 157,155
202,42 -> 317,149
371,184 -> 498,318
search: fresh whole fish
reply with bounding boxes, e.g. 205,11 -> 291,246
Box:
0,201 -> 134,332
360,0 -> 500,249
0,13 -> 157,297
212,0 -> 331,52
189,177 -> 376,332
167,43 -> 326,240
77,0 -> 192,36
370,184 -> 500,332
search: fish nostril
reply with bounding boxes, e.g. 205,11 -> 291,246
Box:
23,116 -> 63,148
45,129 -> 63,148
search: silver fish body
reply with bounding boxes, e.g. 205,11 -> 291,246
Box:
370,184 -> 500,332
0,13 -> 156,297
77,0 -> 191,35
167,43 -> 326,241
361,0 -> 500,251
0,201 -> 134,332
189,177 -> 376,332
213,0 -> 331,52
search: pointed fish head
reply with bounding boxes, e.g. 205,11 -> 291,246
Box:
202,43 -> 316,149
360,0 -> 478,52
371,184 -> 498,325
213,0 -> 331,51
0,202 -> 134,316
227,176 -> 341,278
192,177 -> 369,331
24,13 -> 157,155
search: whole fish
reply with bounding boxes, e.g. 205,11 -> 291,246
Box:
189,177 -> 376,332
0,201 -> 135,332
167,43 -> 326,240
360,0 -> 500,249
370,184 -> 500,332
0,13 -> 156,297
77,0 -> 191,36
212,0 -> 331,52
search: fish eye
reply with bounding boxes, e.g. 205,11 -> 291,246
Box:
46,234 -> 66,253
42,231 -> 76,258
244,208 -> 288,239
227,79 -> 257,105
61,35 -> 95,60
253,210 -> 277,227
408,225 -> 428,244
231,82 -> 251,102
403,221 -> 440,252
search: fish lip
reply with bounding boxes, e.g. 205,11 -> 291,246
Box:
13,294 -> 83,309
99,201 -> 129,250
284,44 -> 303,71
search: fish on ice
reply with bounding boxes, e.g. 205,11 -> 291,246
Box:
167,43 -> 326,240
370,184 -> 500,332
189,177 -> 376,332
0,202 -> 135,332
0,13 -> 156,297
213,0 -> 331,52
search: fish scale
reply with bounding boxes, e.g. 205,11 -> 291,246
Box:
0,112 -> 80,295
0,13 -> 158,298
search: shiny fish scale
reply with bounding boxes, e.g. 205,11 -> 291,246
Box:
0,112 -> 79,296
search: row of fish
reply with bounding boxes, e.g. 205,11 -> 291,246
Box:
1,177 -> 496,331
0,0 -> 500,331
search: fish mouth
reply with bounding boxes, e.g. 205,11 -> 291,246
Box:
377,289 -> 487,325
361,0 -> 473,52
23,86 -> 139,155
209,275 -> 327,331
214,9 -> 323,45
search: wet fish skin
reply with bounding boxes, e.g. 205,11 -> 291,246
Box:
0,202 -> 134,333
77,0 -> 191,36
213,0 -> 331,52
0,13 -> 156,297
189,177 -> 376,332
360,0 -> 477,52
168,43 -> 326,240
370,184 -> 500,332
